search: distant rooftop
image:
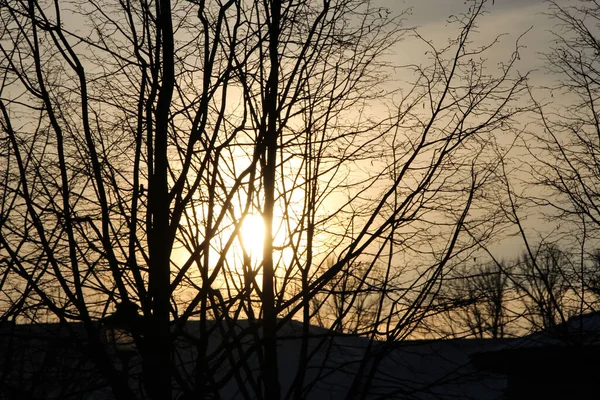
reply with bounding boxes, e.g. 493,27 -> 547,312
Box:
0,319 -> 507,399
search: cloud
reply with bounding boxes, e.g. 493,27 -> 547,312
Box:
391,0 -> 557,73
396,0 -> 546,27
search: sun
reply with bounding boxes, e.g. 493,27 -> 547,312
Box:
240,214 -> 265,256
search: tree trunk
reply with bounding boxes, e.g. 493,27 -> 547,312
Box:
262,1 -> 282,399
145,0 -> 175,398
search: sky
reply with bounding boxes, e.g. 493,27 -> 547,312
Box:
384,0 -> 568,257
402,0 -> 548,25
399,0 -> 550,27
393,0 -> 562,82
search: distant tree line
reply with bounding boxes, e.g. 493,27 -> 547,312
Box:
434,243 -> 600,339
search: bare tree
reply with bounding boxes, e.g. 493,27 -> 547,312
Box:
439,261 -> 511,339
0,0 -> 528,399
525,0 -> 600,275
512,244 -> 573,331
310,259 -> 386,336
499,0 -> 600,332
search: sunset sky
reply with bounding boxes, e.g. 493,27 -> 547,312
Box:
393,0 -> 570,257
400,0 -> 562,84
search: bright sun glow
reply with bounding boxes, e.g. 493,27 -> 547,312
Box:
240,214 -> 265,256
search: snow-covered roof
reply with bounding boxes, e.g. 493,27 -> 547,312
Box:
0,320 -> 506,399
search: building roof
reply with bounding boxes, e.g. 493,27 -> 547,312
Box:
0,319 -> 507,399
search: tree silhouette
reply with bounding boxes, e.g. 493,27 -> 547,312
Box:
0,0 -> 527,398
498,0 -> 600,334
438,261 -> 511,339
